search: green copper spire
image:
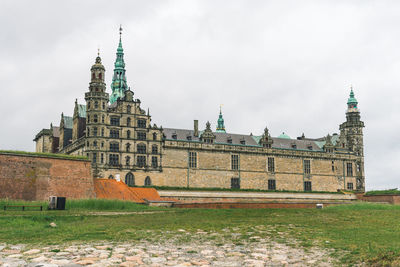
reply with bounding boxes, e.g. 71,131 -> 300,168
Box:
216,105 -> 226,133
347,86 -> 358,109
110,25 -> 128,104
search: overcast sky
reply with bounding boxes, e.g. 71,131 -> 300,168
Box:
0,1 -> 399,190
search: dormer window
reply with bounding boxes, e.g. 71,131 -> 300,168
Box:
187,135 -> 192,141
307,144 -> 313,150
240,139 -> 245,145
172,133 -> 177,140
227,137 -> 232,144
291,142 -> 297,149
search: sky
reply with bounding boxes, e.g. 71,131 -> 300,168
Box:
0,0 -> 399,190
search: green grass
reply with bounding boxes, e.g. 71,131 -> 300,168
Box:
142,185 -> 345,194
0,150 -> 88,160
366,188 -> 400,196
0,200 -> 399,265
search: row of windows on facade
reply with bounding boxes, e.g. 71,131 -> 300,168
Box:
87,99 -> 135,115
117,173 -> 152,187
230,178 -> 354,191
87,115 -> 147,128
87,142 -> 158,154
87,127 -> 157,141
189,152 -> 358,176
91,153 -> 158,168
173,134 -> 247,145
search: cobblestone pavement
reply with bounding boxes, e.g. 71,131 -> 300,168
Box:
0,229 -> 336,266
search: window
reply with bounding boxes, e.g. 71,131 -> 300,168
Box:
110,143 -> 119,152
108,175 -> 114,179
152,156 -> 158,168
189,152 -> 197,168
87,115 -> 90,123
102,115 -> 105,123
347,162 -> 353,177
153,133 -> 157,140
137,132 -> 146,140
93,127 -> 98,137
110,117 -> 120,126
137,156 -> 146,167
125,156 -> 130,166
102,102 -> 105,110
172,133 -> 177,140
99,73 -> 102,79
152,145 -> 158,154
93,141 -> 97,147
227,138 -> 232,144
332,161 -> 335,172
125,172 -> 134,186
86,141 -> 89,147
231,154 -> 239,170
87,127 -> 90,136
94,101 -> 98,109
127,117 -> 131,127
110,129 -> 119,138
357,163 -> 361,173
87,102 -> 91,109
137,144 -> 146,154
267,157 -> 275,172
268,179 -> 276,190
138,119 -> 146,128
92,73 -> 95,80
347,182 -> 354,190
100,153 -> 104,164
126,143 -> 130,152
101,128 -> 104,137
304,160 -> 311,174
231,178 -> 240,189
127,130 -> 131,139
240,140 -> 245,145
94,115 -> 98,123
92,153 -> 97,163
101,142 -> 104,148
109,154 -> 119,166
127,105 -> 131,113
304,181 -> 312,191
145,176 -> 151,186
187,136 -> 192,141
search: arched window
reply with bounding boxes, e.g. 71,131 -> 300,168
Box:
102,102 -> 105,110
88,102 -> 91,109
145,176 -> 151,186
108,175 -> 114,180
127,130 -> 131,139
87,128 -> 90,136
125,172 -> 134,186
94,101 -> 98,109
125,156 -> 130,166
92,73 -> 95,80
99,73 -> 102,79
126,143 -> 130,152
137,144 -> 146,154
127,117 -> 131,127
101,128 -> 104,137
94,115 -> 98,123
153,133 -> 157,140
93,127 -> 97,136
102,115 -> 105,123
127,105 -> 131,113
87,115 -> 90,123
152,145 -> 158,154
93,141 -> 97,147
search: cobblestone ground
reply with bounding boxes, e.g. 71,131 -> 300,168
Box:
0,228 -> 336,267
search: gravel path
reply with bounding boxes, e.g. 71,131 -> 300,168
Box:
0,228 -> 337,266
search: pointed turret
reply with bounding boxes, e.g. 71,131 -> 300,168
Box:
110,25 -> 128,104
347,87 -> 358,110
216,106 -> 226,133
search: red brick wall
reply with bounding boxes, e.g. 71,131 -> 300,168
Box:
358,194 -> 400,204
0,153 -> 95,200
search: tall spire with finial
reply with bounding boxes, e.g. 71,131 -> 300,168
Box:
110,24 -> 128,104
216,105 -> 226,133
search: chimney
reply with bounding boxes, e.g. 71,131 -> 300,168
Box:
194,120 -> 199,137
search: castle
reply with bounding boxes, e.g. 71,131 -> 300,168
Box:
34,29 -> 365,192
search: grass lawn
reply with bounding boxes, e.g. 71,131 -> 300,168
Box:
0,200 -> 399,265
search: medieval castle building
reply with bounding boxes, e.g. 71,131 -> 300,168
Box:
34,29 -> 365,192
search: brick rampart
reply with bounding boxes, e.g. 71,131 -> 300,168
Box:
0,152 -> 95,200
358,194 -> 400,204
172,202 -> 347,209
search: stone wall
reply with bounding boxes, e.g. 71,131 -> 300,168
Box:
0,152 -> 95,200
358,194 -> 400,204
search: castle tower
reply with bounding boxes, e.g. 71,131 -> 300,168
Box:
339,88 -> 365,156
84,51 -> 109,169
339,88 -> 365,191
216,106 -> 226,133
109,26 -> 128,104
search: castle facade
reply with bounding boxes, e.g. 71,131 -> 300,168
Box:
34,30 -> 365,192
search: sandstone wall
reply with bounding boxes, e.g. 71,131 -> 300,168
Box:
0,152 -> 95,200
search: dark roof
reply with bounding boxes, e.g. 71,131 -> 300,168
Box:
33,128 -> 51,141
163,127 -> 323,151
